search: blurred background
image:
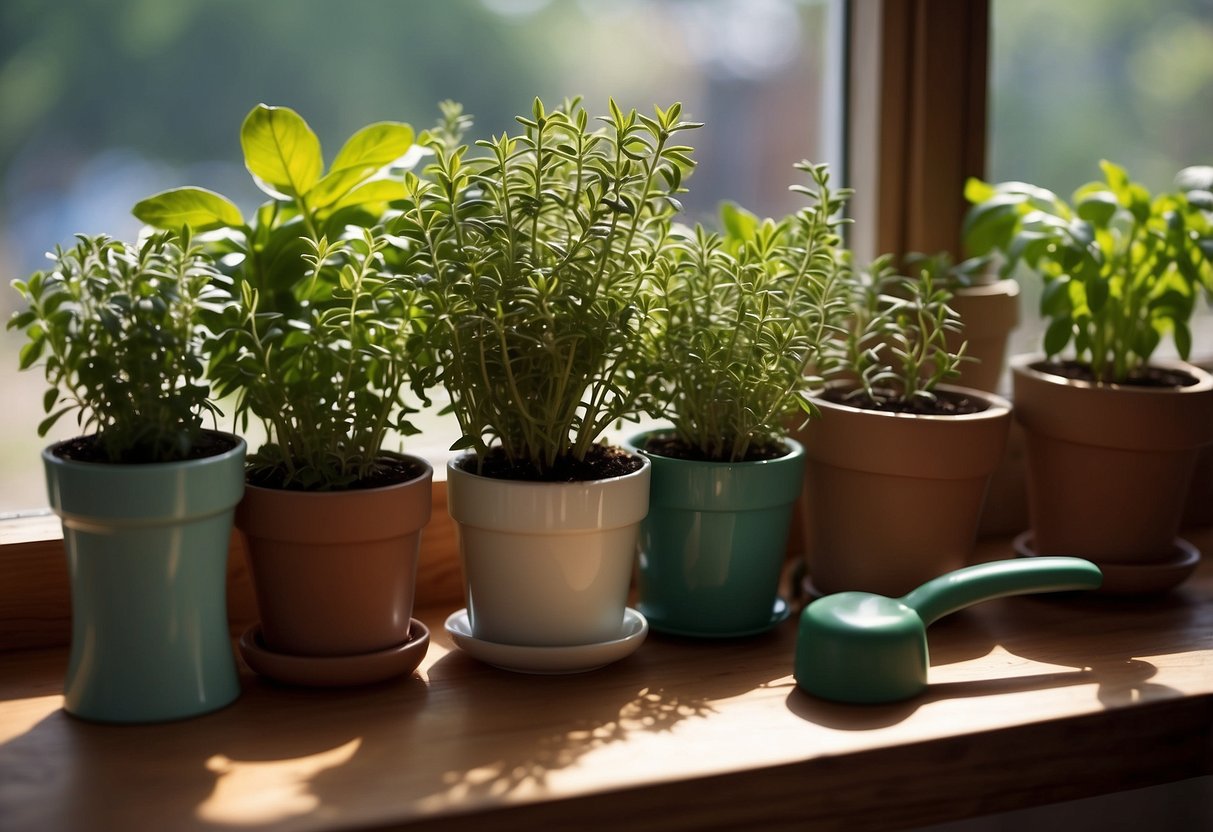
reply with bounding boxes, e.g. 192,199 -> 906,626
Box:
1,0 -> 1211,512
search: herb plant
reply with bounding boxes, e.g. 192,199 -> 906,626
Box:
134,104 -> 416,318
827,255 -> 969,411
8,230 -> 233,462
395,97 -> 700,478
642,162 -> 849,462
964,160 -> 1213,383
133,105 -> 428,490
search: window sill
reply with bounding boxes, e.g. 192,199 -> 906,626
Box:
2,534 -> 1212,831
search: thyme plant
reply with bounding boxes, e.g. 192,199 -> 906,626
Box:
133,105 -> 428,489
964,160 -> 1213,383
828,255 -> 969,410
643,162 -> 850,462
8,231 -> 233,462
395,97 -> 700,478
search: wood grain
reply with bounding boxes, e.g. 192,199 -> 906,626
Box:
2,534 -> 1212,831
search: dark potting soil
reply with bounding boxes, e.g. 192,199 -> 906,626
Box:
1034,360 -> 1200,389
245,455 -> 428,491
458,444 -> 644,482
822,387 -> 990,416
642,434 -> 791,462
51,431 -> 240,465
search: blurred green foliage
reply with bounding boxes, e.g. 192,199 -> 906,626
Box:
990,0 -> 1213,194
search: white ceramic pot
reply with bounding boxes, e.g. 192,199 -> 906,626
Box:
447,452 -> 651,647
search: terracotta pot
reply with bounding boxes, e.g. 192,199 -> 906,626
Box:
447,451 -> 649,647
947,278 -> 1020,393
236,456 -> 433,656
1011,355 -> 1213,589
795,385 -> 1012,597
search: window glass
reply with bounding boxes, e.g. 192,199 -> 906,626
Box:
0,0 -> 844,512
989,0 -> 1213,357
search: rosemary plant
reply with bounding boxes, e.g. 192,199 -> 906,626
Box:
828,255 -> 969,411
395,97 -> 700,478
643,162 -> 850,462
8,230 -> 233,462
964,160 -> 1213,383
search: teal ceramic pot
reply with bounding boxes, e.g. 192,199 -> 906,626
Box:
43,433 -> 246,723
630,431 -> 805,637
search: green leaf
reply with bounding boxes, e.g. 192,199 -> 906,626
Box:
1075,190 -> 1118,227
18,338 -> 44,370
37,407 -> 72,437
307,122 -> 414,209
332,179 -> 409,212
1043,316 -> 1072,356
42,387 -> 58,413
241,104 -> 323,200
961,194 -> 1024,256
132,187 -> 245,231
963,177 -> 996,205
1175,319 -> 1192,359
719,201 -> 758,243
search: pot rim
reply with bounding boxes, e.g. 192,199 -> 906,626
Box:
42,429 -> 246,472
446,446 -> 650,488
1010,353 -> 1213,395
810,382 -> 1012,424
242,452 -> 434,498
626,430 -> 805,469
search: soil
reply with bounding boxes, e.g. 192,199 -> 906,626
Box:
823,387 -> 990,416
642,434 -> 791,462
1034,360 -> 1200,388
246,455 -> 427,491
51,431 -> 240,464
457,444 -> 644,482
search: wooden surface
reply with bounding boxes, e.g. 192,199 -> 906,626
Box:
2,534 -> 1212,832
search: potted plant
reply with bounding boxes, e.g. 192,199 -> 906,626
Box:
629,163 -> 848,637
905,251 -> 1020,394
965,161 -> 1213,593
8,230 -> 246,722
134,105 -> 434,683
394,97 -> 699,661
795,256 -> 1013,598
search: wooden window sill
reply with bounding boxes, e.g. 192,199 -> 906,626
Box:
2,533 -> 1212,831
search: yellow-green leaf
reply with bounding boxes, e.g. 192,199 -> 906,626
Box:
132,187 -> 244,231
241,104 -> 323,200
308,122 -> 414,209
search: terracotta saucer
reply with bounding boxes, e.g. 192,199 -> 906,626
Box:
1012,533 -> 1201,594
444,608 -> 647,674
238,619 -> 429,687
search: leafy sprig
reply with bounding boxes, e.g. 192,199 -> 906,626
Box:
964,160 -> 1213,382
643,162 -> 850,462
828,255 -> 968,408
395,97 -> 701,476
8,230 -> 232,462
208,228 -> 427,490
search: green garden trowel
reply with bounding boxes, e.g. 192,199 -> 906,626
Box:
795,557 -> 1103,704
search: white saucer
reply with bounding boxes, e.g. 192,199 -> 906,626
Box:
443,608 -> 648,674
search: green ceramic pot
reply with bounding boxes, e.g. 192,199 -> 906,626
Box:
630,431 -> 805,637
43,432 -> 246,723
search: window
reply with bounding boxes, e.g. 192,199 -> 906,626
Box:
987,0 -> 1213,357
0,0 -> 846,513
